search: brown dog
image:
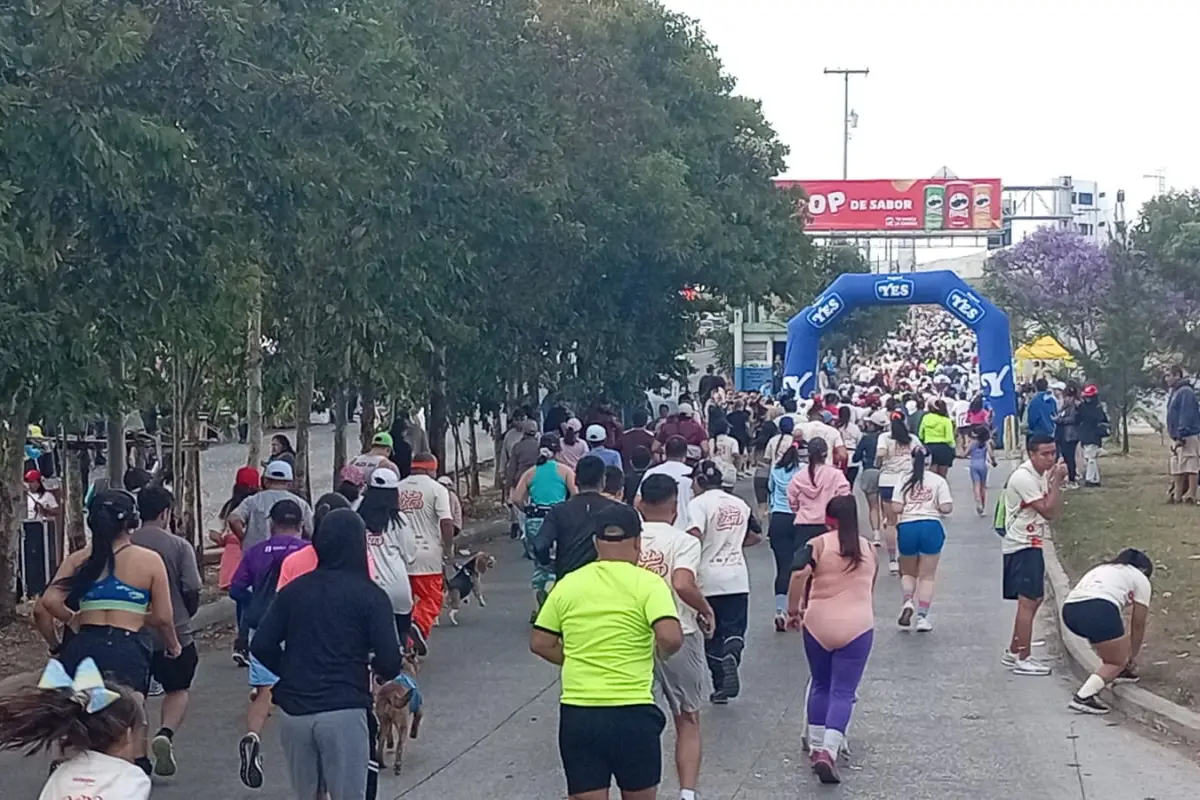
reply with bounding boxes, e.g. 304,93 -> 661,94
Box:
441,551 -> 496,626
375,652 -> 423,774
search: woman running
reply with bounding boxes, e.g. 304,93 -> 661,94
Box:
919,399 -> 956,477
513,433 -> 576,616
854,410 -> 888,547
786,438 -> 850,549
357,468 -> 416,647
967,425 -> 997,515
786,495 -> 876,785
767,439 -> 803,631
893,449 -> 952,632
875,416 -> 921,575
1061,548 -> 1152,714
834,406 -> 862,488
212,466 -> 260,666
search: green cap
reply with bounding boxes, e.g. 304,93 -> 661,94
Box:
372,432 -> 394,449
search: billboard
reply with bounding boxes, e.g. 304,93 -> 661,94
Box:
774,178 -> 1003,232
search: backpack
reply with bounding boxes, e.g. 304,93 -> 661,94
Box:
993,465 -> 1025,537
242,559 -> 283,630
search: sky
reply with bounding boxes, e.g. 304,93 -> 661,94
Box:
660,0 -> 1199,215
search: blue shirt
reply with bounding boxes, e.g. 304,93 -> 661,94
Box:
1026,391 -> 1058,437
589,446 -> 623,469
768,466 -> 799,515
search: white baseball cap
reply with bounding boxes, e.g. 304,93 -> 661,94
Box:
264,461 -> 293,482
564,417 -> 582,432
678,402 -> 695,417
585,424 -> 608,443
370,468 -> 401,489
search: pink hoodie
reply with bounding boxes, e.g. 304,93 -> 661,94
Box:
787,464 -> 851,525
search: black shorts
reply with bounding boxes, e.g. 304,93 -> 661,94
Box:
753,476 -> 769,505
61,625 -> 152,695
151,642 -> 199,693
1002,548 -> 1046,601
795,524 -> 827,548
1062,598 -> 1124,644
927,443 -> 955,467
844,466 -> 859,488
558,703 -> 665,794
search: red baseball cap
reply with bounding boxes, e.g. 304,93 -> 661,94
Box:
1081,384 -> 1099,397
24,469 -> 41,483
234,466 -> 261,489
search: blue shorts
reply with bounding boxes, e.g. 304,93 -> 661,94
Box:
879,485 -> 895,502
897,519 -> 946,556
247,630 -> 279,688
969,463 -> 988,484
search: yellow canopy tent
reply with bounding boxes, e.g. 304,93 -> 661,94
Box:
1015,335 -> 1072,362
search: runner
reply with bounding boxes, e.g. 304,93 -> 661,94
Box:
585,424 -> 623,468
919,399 -> 956,478
558,418 -> 590,471
398,453 -> 454,646
623,446 -> 653,504
853,410 -> 887,547
214,466 -> 260,666
602,465 -> 626,501
636,474 -> 715,800
532,455 -> 618,589
835,406 -> 862,487
229,499 -> 310,789
514,434 -> 577,616
708,418 -> 741,481
347,431 -> 403,485
131,486 -> 202,777
786,495 -> 876,785
622,409 -> 657,472
967,425 -> 997,515
767,439 -> 803,631
1062,549 -> 1153,714
640,437 -> 696,527
876,416 -> 921,576
357,468 -> 416,650
654,403 -> 708,464
531,503 -> 681,800
796,405 -> 847,467
685,460 -> 753,704
227,460 -> 314,550
1001,434 -> 1066,676
786,438 -> 850,549
893,448 -> 953,632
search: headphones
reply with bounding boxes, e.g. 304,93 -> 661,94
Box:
93,489 -> 141,530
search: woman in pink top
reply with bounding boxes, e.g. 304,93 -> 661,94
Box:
786,495 -> 876,785
786,437 -> 851,547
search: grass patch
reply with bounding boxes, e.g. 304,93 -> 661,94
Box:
1056,434 -> 1200,707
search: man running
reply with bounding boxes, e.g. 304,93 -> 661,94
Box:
640,437 -> 694,527
132,486 -> 201,777
637,474 -> 714,800
685,460 -> 752,704
585,424 -> 623,468
228,461 -> 314,549
398,453 -> 454,649
347,431 -> 403,484
533,455 -> 617,583
1002,434 -> 1066,676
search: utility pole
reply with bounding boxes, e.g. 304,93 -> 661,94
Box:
1142,169 -> 1166,196
824,67 -> 869,179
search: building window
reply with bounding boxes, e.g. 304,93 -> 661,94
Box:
1078,223 -> 1093,236
1071,192 -> 1078,204
1077,191 -> 1094,206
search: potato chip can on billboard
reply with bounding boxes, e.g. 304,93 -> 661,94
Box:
972,183 -> 994,229
923,184 -> 945,231
945,180 -> 971,229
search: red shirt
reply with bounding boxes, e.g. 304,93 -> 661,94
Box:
621,428 -> 655,469
655,416 -> 707,447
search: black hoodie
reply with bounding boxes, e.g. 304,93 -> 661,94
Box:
251,508 -> 401,716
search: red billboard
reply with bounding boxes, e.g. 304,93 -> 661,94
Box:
774,178 -> 1003,232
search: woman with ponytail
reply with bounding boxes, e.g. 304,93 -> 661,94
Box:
892,447 -> 952,632
874,415 -> 922,576
786,438 -> 850,550
513,433 -> 577,615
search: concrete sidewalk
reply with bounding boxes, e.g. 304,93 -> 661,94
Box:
3,467 -> 1198,798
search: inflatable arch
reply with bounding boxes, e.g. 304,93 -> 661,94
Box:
783,270 -> 1017,422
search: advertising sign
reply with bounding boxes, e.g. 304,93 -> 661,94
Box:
774,178 -> 1003,232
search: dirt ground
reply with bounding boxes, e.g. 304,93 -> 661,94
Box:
1055,433 -> 1200,707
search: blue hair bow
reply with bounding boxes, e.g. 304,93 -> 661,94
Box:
38,657 -> 121,714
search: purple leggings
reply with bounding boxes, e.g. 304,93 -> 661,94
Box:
803,629 -> 873,734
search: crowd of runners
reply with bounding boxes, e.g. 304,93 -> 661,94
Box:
0,307 -> 1155,799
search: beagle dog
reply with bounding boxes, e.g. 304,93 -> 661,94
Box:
441,551 -> 496,626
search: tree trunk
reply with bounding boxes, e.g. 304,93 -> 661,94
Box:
245,283 -> 264,467
359,377 -> 376,454
0,402 -> 31,622
66,445 -> 88,552
1120,405 -> 1130,456
428,346 -> 449,475
105,411 -> 126,487
180,413 -> 203,549
467,414 -> 481,497
295,367 -> 315,501
332,346 -> 351,486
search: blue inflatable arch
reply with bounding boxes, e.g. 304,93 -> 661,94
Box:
783,270 -> 1017,422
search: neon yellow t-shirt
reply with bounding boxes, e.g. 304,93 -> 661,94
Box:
534,559 -> 678,707
919,413 -> 955,445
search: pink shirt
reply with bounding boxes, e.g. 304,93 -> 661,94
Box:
277,544 -> 377,590
804,532 -> 876,650
786,464 -> 851,525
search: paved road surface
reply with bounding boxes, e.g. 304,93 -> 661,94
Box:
6,469 -> 1198,798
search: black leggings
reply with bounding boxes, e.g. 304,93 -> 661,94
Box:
704,593 -> 749,690
768,512 -> 798,597
1058,440 -> 1079,483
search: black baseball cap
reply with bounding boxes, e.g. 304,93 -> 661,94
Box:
690,459 -> 723,488
269,498 -> 304,527
593,503 -> 643,541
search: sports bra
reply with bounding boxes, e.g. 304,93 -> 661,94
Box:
78,545 -> 151,614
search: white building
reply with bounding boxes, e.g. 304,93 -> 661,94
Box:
1057,177 -> 1113,244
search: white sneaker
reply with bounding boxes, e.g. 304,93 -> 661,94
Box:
872,532 -> 882,548
915,615 -> 933,632
1001,649 -> 1018,667
888,559 -> 900,575
897,600 -> 915,629
1012,657 -> 1052,676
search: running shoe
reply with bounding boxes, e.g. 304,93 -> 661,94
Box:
408,625 -> 429,657
888,559 -> 900,576
1001,649 -> 1019,667
232,643 -> 249,668
872,532 -> 882,548
148,678 -> 164,698
897,600 -> 914,629
811,750 -> 841,784
773,613 -> 787,633
1068,694 -> 1111,715
239,732 -> 264,789
915,615 -> 933,632
151,734 -> 177,777
1113,666 -> 1140,684
1012,657 -> 1052,676
709,689 -> 730,705
721,654 -> 741,698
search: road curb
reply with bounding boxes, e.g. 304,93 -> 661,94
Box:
1043,539 -> 1200,746
0,516 -> 509,695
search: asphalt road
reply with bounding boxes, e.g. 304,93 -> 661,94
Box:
5,467 -> 1198,799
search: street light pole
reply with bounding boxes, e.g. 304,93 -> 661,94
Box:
823,67 -> 869,179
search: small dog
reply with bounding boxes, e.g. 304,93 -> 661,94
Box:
375,652 -> 423,774
441,551 -> 496,626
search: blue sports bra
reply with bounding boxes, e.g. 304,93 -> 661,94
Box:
78,545 -> 151,614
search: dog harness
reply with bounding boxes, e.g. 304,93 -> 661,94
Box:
395,672 -> 422,714
446,559 -> 479,599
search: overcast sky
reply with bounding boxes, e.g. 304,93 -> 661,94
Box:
660,0 -> 1198,214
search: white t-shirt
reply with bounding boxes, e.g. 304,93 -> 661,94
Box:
876,433 -> 923,486
365,519 -> 415,614
40,751 -> 151,800
27,490 -> 58,521
1003,461 -> 1051,555
397,475 -> 453,575
796,420 -> 845,453
952,399 -> 971,427
712,434 -> 740,470
686,490 -> 750,596
896,472 -> 953,522
839,421 -> 863,457
640,460 -> 694,528
761,432 -> 794,469
1065,563 -> 1152,611
638,520 -> 703,635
